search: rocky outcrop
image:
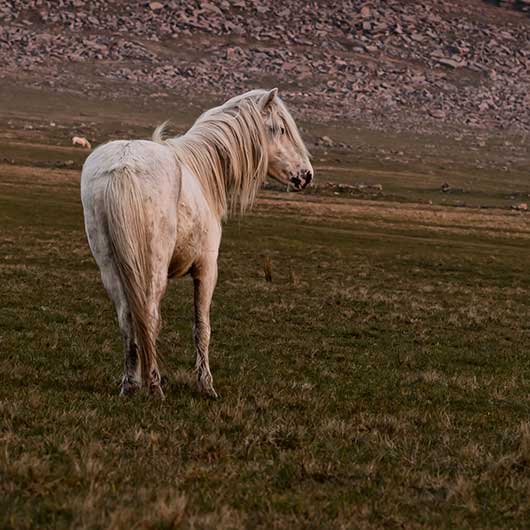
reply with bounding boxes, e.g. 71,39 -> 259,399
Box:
1,0 -> 529,133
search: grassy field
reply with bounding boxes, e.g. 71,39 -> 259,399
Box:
1,147 -> 529,529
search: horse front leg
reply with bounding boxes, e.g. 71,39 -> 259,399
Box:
192,262 -> 218,398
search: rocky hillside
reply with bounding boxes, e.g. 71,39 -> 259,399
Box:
1,0 -> 529,134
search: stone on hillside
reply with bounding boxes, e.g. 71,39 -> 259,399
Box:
319,135 -> 334,147
436,57 -> 466,68
429,109 -> 446,119
360,5 -> 371,17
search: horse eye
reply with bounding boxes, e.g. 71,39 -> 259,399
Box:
269,126 -> 285,137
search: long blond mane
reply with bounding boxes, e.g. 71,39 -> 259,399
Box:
153,89 -> 307,219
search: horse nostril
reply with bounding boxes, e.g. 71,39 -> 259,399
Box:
305,171 -> 313,183
290,175 -> 302,188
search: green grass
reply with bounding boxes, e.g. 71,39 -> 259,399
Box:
1,164 -> 529,529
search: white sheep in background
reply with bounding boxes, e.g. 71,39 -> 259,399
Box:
72,136 -> 91,149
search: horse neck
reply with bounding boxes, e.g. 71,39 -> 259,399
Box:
174,119 -> 267,219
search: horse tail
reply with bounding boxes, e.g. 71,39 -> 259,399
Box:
104,166 -> 157,387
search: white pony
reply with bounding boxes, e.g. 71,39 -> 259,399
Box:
81,89 -> 313,399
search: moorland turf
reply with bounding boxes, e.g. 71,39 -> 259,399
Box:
1,156 -> 529,528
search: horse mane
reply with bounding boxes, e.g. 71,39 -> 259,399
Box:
153,89 -> 307,219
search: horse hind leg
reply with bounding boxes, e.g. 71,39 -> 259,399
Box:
144,268 -> 169,399
98,261 -> 142,396
106,261 -> 167,399
145,300 -> 164,399
119,306 -> 142,396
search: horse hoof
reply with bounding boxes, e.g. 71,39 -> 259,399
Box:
205,390 -> 219,400
198,382 -> 219,399
120,380 -> 140,397
149,384 -> 166,400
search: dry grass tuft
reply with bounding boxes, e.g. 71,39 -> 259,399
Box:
446,476 -> 479,513
494,422 -> 530,475
263,255 -> 273,282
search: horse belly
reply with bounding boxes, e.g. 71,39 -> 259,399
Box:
167,165 -> 222,278
167,203 -> 203,278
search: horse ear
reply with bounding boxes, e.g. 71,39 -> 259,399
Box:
262,88 -> 278,109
